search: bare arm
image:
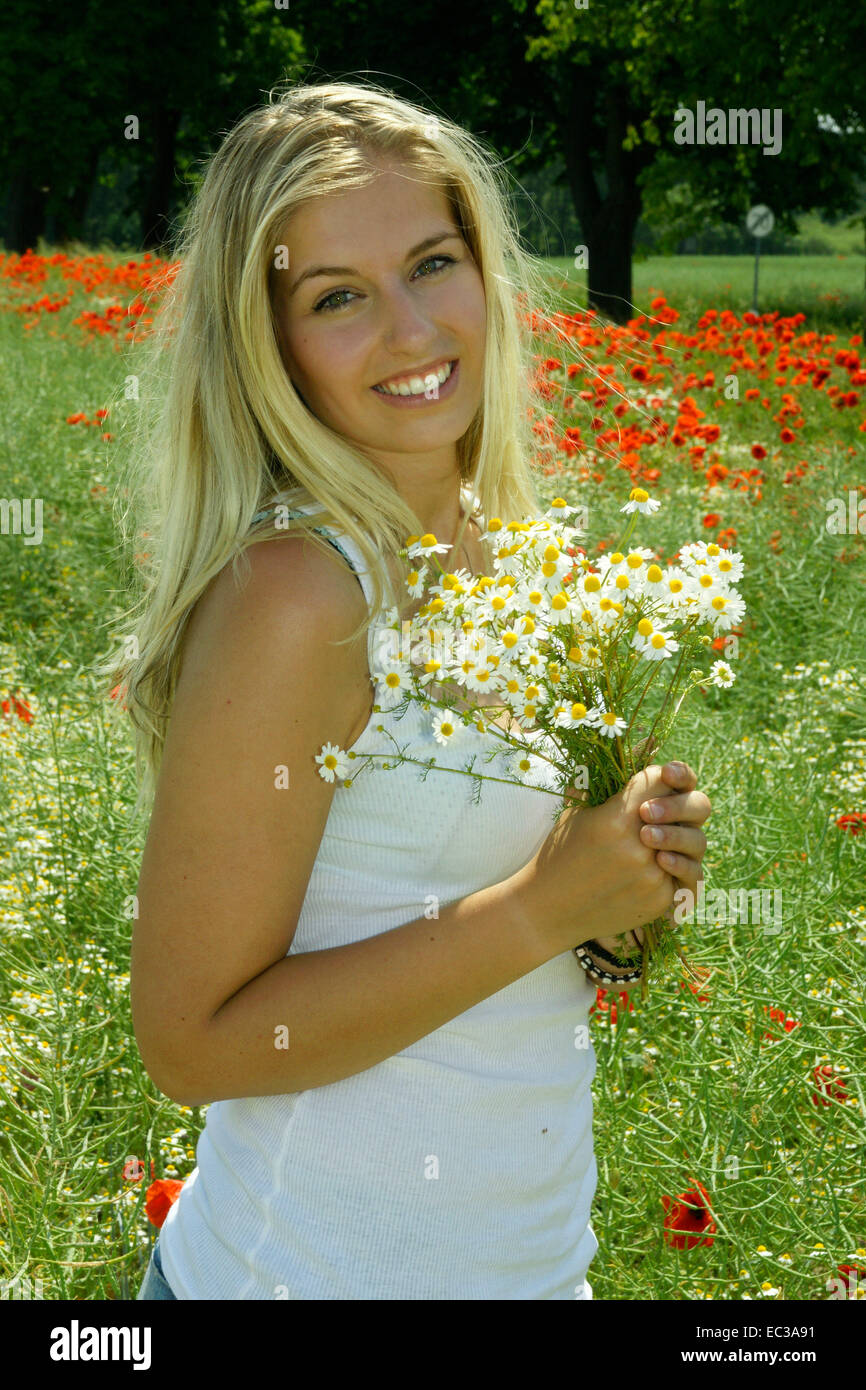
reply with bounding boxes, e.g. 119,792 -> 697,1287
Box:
131,534 -> 573,1107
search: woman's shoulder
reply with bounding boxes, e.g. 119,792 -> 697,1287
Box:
183,529 -> 370,682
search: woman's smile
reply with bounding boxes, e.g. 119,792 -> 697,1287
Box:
371,358 -> 460,406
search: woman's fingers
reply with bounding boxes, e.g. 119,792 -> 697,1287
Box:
655,851 -> 702,892
639,789 -> 712,827
659,761 -> 698,792
639,822 -> 707,860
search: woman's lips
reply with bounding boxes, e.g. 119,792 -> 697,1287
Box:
371,359 -> 460,407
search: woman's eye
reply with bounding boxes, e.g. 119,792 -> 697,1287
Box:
313,255 -> 456,313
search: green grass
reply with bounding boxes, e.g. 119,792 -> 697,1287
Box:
0,248 -> 864,1301
542,254 -> 865,335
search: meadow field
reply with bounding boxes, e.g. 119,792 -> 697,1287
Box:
0,246 -> 864,1301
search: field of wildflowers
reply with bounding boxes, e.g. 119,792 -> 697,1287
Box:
0,248 -> 863,1301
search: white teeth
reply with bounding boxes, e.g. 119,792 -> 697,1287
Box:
375,361 -> 454,395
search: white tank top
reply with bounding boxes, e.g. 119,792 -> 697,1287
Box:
157,489 -> 600,1300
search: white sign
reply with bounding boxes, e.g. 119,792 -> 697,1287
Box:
746,204 -> 774,238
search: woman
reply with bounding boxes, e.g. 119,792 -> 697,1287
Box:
110,80 -> 711,1300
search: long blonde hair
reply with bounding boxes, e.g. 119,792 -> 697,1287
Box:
95,79 -> 568,817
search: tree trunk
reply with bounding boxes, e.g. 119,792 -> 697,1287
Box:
3,170 -> 48,253
140,106 -> 182,252
559,75 -> 646,324
585,207 -> 636,322
54,145 -> 102,245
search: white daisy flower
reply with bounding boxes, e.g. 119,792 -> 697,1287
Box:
431,711 -> 464,746
372,661 -> 413,706
706,592 -> 747,632
405,563 -> 429,599
705,546 -> 745,583
553,699 -> 595,729
595,549 -> 626,579
542,496 -> 585,521
460,663 -> 500,695
406,532 -> 452,560
620,487 -> 661,516
315,743 -> 352,782
593,708 -> 628,737
710,660 -> 736,688
595,596 -> 626,631
658,566 -> 692,611
428,567 -> 473,599
641,630 -> 680,661
506,745 -> 552,789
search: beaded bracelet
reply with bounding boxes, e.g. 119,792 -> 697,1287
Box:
573,938 -> 644,986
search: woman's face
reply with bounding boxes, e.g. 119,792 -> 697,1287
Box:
271,158 -> 487,485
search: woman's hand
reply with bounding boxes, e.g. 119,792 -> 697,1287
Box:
589,761 -> 711,968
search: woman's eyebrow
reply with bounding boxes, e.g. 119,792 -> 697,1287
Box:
286,231 -> 463,298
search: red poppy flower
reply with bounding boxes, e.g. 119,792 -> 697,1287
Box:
780,428 -> 796,444
751,444 -> 767,461
123,1157 -> 157,1182
836,813 -> 866,835
836,1264 -> 866,1298
812,1064 -> 848,1108
144,1178 -> 184,1228
761,1004 -> 801,1040
703,513 -> 721,528
662,1180 -> 716,1249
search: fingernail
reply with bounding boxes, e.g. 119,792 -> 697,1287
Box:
645,826 -> 664,844
646,801 -> 664,820
669,761 -> 686,777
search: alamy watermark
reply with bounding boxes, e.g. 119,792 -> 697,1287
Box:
0,498 -> 43,545
673,884 -> 783,934
674,102 -> 783,156
825,491 -> 866,535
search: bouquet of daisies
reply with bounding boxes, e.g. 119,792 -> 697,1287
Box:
316,485 -> 745,996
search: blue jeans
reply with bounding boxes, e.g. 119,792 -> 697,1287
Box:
136,1234 -> 178,1300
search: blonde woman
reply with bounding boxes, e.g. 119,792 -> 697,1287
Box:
110,80 -> 711,1300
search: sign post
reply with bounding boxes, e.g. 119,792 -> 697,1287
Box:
746,204 -> 774,313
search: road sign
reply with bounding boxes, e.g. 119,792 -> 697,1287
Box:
746,204 -> 774,238
746,205 -> 774,312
